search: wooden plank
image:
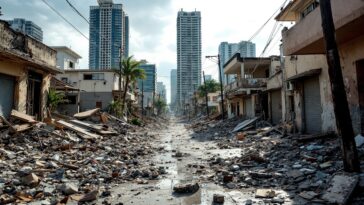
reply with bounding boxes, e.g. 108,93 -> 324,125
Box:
73,108 -> 100,119
13,124 -> 33,132
69,120 -> 117,135
11,110 -> 37,123
56,120 -> 101,139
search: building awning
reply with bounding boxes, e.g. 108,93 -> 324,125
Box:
286,68 -> 322,81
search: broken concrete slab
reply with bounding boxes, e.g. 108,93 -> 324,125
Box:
173,183 -> 200,194
255,189 -> 276,198
232,117 -> 258,133
321,173 -> 359,205
299,191 -> 318,200
73,108 -> 100,119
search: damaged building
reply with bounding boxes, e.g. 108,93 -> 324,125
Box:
223,54 -> 281,122
0,20 -> 61,120
276,0 -> 364,135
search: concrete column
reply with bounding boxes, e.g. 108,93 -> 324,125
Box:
15,69 -> 28,113
240,63 -> 245,79
41,73 -> 52,120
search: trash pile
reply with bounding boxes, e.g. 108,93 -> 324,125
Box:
189,117 -> 364,204
0,109 -> 166,204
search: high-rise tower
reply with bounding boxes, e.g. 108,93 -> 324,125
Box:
89,0 -> 129,70
176,9 -> 201,107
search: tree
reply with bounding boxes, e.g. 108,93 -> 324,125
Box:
47,89 -> 68,112
114,56 -> 146,115
154,98 -> 167,115
197,79 -> 220,97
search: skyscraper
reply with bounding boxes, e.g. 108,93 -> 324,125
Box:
89,0 -> 129,70
137,63 -> 156,108
219,41 -> 256,84
156,82 -> 167,102
170,69 -> 177,106
7,18 -> 43,42
176,9 -> 201,107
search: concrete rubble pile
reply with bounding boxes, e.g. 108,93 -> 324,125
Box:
189,117 -> 364,204
0,109 -> 166,204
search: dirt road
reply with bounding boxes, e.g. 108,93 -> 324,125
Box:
97,118 -> 276,205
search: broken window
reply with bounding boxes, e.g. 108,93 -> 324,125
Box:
69,61 -> 74,69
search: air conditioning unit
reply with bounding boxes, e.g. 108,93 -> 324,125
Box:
286,82 -> 294,91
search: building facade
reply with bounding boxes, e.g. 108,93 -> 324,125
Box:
56,70 -> 123,114
7,18 -> 43,42
176,9 -> 201,107
219,41 -> 256,84
275,0 -> 364,135
0,20 -> 60,120
138,64 -> 156,108
156,82 -> 167,102
51,46 -> 81,70
89,0 -> 129,70
170,69 -> 177,107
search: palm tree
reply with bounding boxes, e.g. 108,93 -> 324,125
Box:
118,56 -> 146,114
198,79 -> 220,97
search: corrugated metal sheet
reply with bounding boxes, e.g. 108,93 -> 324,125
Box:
0,74 -> 15,118
304,77 -> 322,134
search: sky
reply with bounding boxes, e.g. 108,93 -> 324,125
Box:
1,0 -> 290,103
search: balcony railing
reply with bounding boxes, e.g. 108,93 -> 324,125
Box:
225,78 -> 267,92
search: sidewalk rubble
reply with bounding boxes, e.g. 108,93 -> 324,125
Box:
0,109 -> 167,204
187,116 -> 364,204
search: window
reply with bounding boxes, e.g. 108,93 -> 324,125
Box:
96,101 -> 102,108
69,61 -> 74,69
301,1 -> 319,19
83,73 -> 105,80
61,77 -> 68,83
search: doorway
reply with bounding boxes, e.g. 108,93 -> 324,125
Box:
27,71 -> 42,118
357,60 -> 364,134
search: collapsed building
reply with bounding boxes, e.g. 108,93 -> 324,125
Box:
0,20 -> 61,120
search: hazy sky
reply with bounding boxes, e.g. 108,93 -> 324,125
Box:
1,0 -> 290,103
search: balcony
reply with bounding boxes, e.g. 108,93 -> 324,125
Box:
225,78 -> 267,94
277,0 -> 364,55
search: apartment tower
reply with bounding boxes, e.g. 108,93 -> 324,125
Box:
176,9 -> 201,107
89,0 -> 129,70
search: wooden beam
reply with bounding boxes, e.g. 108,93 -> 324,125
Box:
56,120 -> 101,139
11,110 -> 37,123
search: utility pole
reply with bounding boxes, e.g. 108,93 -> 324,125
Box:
203,71 -> 209,117
319,0 -> 360,172
206,55 -> 225,120
141,80 -> 144,118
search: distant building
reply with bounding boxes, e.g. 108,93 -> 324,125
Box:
219,41 -> 256,84
205,75 -> 212,81
177,9 -> 201,107
156,82 -> 166,102
138,63 -> 156,108
89,0 -> 129,70
51,46 -> 81,70
7,18 -> 43,42
170,69 -> 177,106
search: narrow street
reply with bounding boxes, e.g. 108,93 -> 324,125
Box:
98,118 -> 304,205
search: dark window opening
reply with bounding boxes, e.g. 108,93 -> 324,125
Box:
69,61 -> 74,69
61,77 -> 68,83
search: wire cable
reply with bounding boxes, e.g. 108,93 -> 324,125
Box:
41,0 -> 89,40
65,0 -> 89,24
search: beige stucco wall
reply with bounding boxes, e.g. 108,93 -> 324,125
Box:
339,34 -> 364,134
0,61 -> 51,119
285,55 -> 337,133
57,71 -> 120,92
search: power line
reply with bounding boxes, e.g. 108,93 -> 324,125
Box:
41,0 -> 89,40
65,0 -> 89,24
248,0 -> 289,42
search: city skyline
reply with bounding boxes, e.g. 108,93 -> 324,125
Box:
1,0 -> 286,103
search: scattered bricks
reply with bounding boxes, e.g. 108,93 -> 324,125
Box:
236,132 -> 245,141
173,183 -> 200,194
213,194 -> 225,203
